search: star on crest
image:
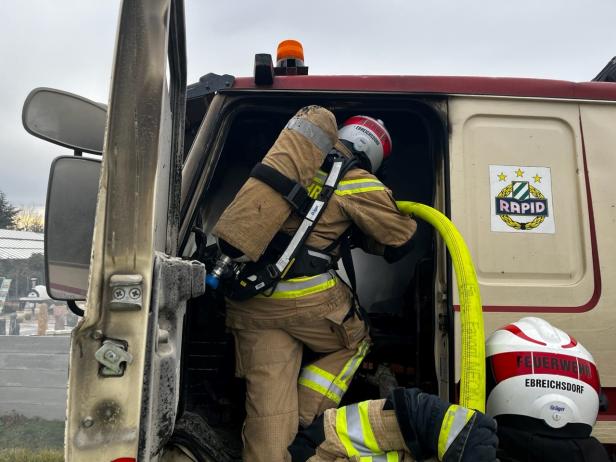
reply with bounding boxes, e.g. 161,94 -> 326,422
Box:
497,172 -> 507,181
533,174 -> 542,183
515,168 -> 525,178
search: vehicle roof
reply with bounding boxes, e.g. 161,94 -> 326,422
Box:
228,75 -> 616,101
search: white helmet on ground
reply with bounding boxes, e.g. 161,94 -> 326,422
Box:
338,115 -> 392,173
486,317 -> 600,436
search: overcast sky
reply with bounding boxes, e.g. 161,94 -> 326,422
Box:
2,0 -> 615,207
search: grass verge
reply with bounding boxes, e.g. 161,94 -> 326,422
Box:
0,414 -> 64,461
0,448 -> 63,462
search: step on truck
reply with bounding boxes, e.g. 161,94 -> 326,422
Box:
21,1 -> 616,460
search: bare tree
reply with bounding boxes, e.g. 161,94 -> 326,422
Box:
15,205 -> 44,233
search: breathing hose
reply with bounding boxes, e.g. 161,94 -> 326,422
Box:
396,201 -> 485,412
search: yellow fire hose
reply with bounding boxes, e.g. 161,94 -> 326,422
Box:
396,201 -> 485,412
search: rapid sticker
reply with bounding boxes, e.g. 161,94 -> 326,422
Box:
489,165 -> 555,234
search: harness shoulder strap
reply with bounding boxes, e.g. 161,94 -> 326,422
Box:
227,152 -> 358,300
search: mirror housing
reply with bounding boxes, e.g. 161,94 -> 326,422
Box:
45,156 -> 101,300
22,88 -> 107,155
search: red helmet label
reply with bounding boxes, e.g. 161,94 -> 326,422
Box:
489,351 -> 600,394
343,115 -> 392,157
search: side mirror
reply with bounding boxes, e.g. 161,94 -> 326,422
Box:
23,88 -> 107,155
45,156 -> 101,300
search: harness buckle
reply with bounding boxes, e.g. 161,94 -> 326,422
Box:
284,183 -> 311,215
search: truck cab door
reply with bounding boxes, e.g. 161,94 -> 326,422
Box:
63,2 -> 204,461
448,95 -> 598,386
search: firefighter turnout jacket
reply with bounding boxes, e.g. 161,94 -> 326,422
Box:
225,148 -> 416,330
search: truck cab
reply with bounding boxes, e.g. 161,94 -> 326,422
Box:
23,1 -> 616,460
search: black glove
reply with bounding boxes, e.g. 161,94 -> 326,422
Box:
383,237 -> 415,263
454,410 -> 498,462
288,415 -> 326,462
387,388 -> 497,462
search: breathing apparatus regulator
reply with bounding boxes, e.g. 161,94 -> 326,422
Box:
204,115 -> 393,298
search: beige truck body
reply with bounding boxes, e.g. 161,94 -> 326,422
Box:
449,96 -> 616,441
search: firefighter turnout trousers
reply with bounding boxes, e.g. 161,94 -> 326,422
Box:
228,275 -> 370,462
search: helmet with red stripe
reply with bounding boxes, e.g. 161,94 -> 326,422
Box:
486,317 -> 600,436
338,116 -> 392,173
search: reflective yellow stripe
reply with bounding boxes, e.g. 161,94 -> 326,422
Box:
437,405 -> 475,460
336,405 -> 358,457
339,339 -> 370,383
298,377 -> 342,404
310,174 -> 385,196
357,401 -> 380,453
256,272 -> 337,299
338,178 -> 382,186
335,185 -> 386,196
336,178 -> 385,196
298,364 -> 348,404
335,401 -> 399,461
299,340 -> 367,403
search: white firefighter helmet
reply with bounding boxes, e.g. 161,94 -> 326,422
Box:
486,317 -> 600,434
338,115 -> 392,173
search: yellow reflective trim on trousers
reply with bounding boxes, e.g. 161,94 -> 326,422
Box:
302,364 -> 349,393
298,364 -> 348,404
339,339 -> 370,384
298,377 -> 342,404
437,405 -> 475,460
386,452 -> 400,462
256,272 -> 337,299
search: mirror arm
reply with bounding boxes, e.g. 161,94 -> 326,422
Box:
74,149 -> 83,157
67,300 -> 85,317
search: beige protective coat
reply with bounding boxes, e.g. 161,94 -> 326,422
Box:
213,106 -> 338,261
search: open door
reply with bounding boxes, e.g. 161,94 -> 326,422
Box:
63,1 -> 205,461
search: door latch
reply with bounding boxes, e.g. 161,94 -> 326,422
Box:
94,339 -> 133,377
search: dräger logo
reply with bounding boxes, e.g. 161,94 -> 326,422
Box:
550,404 -> 566,412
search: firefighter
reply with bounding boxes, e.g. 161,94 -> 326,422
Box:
217,111 -> 417,461
289,317 -> 609,462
